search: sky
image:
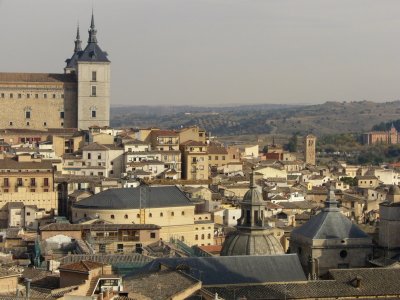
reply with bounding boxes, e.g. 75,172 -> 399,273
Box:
1,0 -> 400,106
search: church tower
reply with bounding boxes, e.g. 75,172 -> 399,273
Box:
220,168 -> 284,256
305,134 -> 316,166
73,13 -> 110,130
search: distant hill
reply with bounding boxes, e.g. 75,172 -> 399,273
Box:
110,101 -> 400,136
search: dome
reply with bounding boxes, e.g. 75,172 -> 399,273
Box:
220,229 -> 284,256
242,187 -> 263,203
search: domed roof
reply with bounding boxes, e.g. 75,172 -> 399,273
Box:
220,229 -> 284,256
242,187 -> 263,203
389,184 -> 400,196
291,188 -> 370,241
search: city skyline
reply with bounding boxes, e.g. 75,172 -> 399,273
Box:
1,0 -> 400,106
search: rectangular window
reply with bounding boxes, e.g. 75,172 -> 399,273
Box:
92,110 -> 97,118
9,122 -> 12,126
88,153 -> 91,159
60,111 -> 64,119
17,178 -> 22,187
10,93 -> 13,98
92,71 -> 97,81
18,94 -> 21,99
0,93 -> 4,98
43,94 -> 47,98
27,94 -> 30,99
43,178 -> 49,186
30,178 -> 35,187
98,154 -> 101,159
52,94 -> 56,98
91,86 -> 97,96
3,178 -> 9,187
25,111 -> 31,119
35,94 -> 38,99
150,232 -> 156,239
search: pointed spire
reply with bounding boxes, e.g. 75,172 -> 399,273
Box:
74,23 -> 82,53
88,10 -> 98,44
91,9 -> 95,29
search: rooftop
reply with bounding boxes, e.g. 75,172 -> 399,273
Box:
73,186 -> 195,210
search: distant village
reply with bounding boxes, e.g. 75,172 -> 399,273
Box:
0,124 -> 394,299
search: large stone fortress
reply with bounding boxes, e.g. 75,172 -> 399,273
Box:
0,13 -> 110,130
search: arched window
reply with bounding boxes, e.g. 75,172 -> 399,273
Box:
111,214 -> 115,219
149,213 -> 152,218
171,212 -> 174,216
201,234 -> 205,240
136,214 -> 140,218
181,211 -> 185,216
195,235 -> 198,240
160,212 -> 163,217
124,214 -> 128,219
207,233 -> 211,239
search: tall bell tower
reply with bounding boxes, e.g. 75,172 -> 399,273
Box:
76,12 -> 110,130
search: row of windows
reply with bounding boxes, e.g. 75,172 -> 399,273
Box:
8,121 -> 63,127
195,234 -> 212,240
4,177 -> 49,186
195,226 -> 212,230
2,188 -> 49,193
81,211 -> 188,219
0,93 -> 64,99
23,111 -> 64,119
209,155 -> 226,160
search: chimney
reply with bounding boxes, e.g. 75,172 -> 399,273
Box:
25,278 -> 32,298
350,276 -> 362,288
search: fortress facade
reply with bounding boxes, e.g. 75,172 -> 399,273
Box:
0,13 -> 110,131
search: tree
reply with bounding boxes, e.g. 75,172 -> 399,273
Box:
285,133 -> 298,152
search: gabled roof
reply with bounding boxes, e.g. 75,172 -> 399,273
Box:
77,42 -> 110,63
82,142 -> 109,151
59,260 -> 106,273
180,140 -> 206,146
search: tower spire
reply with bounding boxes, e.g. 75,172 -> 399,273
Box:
74,23 -> 82,53
88,10 -> 98,43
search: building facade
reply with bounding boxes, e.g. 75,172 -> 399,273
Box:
0,13 -> 110,131
304,134 -> 316,166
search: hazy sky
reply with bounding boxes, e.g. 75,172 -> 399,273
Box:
1,0 -> 400,106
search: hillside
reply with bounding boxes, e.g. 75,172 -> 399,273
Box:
110,101 -> 400,137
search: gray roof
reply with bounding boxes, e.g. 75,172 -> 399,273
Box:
220,229 -> 284,256
205,267 -> 400,299
78,41 -> 110,63
73,186 -> 195,210
291,190 -> 370,240
128,254 -> 306,286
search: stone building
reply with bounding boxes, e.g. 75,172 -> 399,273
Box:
0,154 -> 57,226
0,13 -> 110,131
304,134 -> 316,165
220,169 -> 284,256
379,184 -> 400,257
71,185 -> 214,246
290,188 -> 373,277
363,123 -> 399,145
